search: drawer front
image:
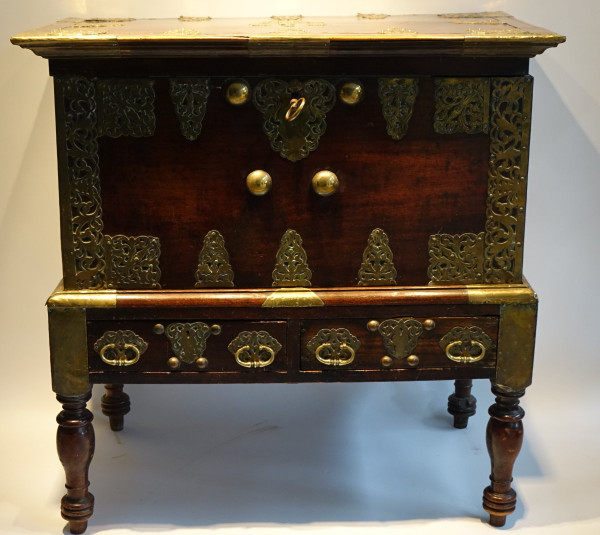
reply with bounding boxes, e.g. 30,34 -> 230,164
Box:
88,320 -> 287,373
300,317 -> 498,371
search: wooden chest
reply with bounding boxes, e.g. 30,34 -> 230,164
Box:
12,12 -> 564,533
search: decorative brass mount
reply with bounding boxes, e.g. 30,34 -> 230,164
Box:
306,328 -> 361,367
164,322 -> 220,366
253,78 -> 336,161
194,230 -> 234,288
272,229 -> 312,287
439,326 -> 493,364
228,331 -> 282,368
370,318 -> 424,360
93,330 -> 148,367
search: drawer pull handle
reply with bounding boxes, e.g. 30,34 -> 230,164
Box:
228,330 -> 282,369
285,97 -> 305,121
306,328 -> 361,368
445,340 -> 486,364
315,342 -> 356,367
234,344 -> 275,368
440,326 -> 493,364
100,343 -> 141,367
94,330 -> 148,367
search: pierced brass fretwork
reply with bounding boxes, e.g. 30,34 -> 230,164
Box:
195,230 -> 234,288
378,78 -> 419,140
272,229 -> 312,287
97,79 -> 155,138
169,78 -> 210,141
253,78 -> 336,161
358,228 -> 397,286
428,232 -> 484,284
105,234 -> 161,289
434,77 -> 490,134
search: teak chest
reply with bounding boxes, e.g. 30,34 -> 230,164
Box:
12,12 -> 564,532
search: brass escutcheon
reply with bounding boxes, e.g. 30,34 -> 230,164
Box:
285,97 -> 306,121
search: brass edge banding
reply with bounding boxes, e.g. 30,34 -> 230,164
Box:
466,286 -> 537,305
262,288 -> 324,308
47,289 -> 117,308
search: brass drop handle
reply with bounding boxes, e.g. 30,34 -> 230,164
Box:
100,343 -> 140,367
234,344 -> 275,368
315,342 -> 356,367
445,340 -> 486,364
285,97 -> 306,121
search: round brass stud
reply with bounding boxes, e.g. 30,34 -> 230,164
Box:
210,324 -> 222,335
423,319 -> 436,331
381,355 -> 393,368
196,357 -> 209,369
225,81 -> 251,105
312,170 -> 339,197
367,320 -> 380,332
339,81 -> 364,105
406,354 -> 420,368
153,323 -> 165,335
246,170 -> 272,196
167,357 -> 181,370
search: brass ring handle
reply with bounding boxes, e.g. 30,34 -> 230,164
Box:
234,344 -> 275,368
100,343 -> 141,367
285,97 -> 306,122
315,342 -> 355,367
445,340 -> 486,364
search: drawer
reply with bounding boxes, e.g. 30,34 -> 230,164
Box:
300,317 -> 498,372
88,320 -> 287,373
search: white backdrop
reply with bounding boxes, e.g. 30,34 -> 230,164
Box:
1,1 -> 599,534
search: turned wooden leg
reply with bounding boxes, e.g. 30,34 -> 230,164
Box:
483,385 -> 525,527
101,384 -> 130,431
56,391 -> 95,534
447,379 -> 477,429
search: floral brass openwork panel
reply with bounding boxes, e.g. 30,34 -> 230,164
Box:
377,319 -> 423,360
306,328 -> 361,367
169,78 -> 210,141
195,230 -> 234,288
57,76 -> 106,290
228,331 -> 282,369
93,330 -> 148,367
484,77 -> 532,284
272,229 -> 312,287
105,234 -> 161,289
439,326 -> 493,364
165,322 -> 212,364
96,79 -> 155,138
433,78 -> 490,134
253,78 -> 336,161
358,228 -> 397,286
378,78 -> 419,140
428,232 -> 484,284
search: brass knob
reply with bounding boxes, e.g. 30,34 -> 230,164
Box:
225,81 -> 250,105
381,355 -> 393,368
312,170 -> 339,196
196,357 -> 209,369
153,323 -> 165,335
367,320 -> 380,332
246,170 -> 272,196
339,81 -> 364,105
168,357 -> 181,370
423,319 -> 436,331
406,354 -> 420,367
210,324 -> 222,335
